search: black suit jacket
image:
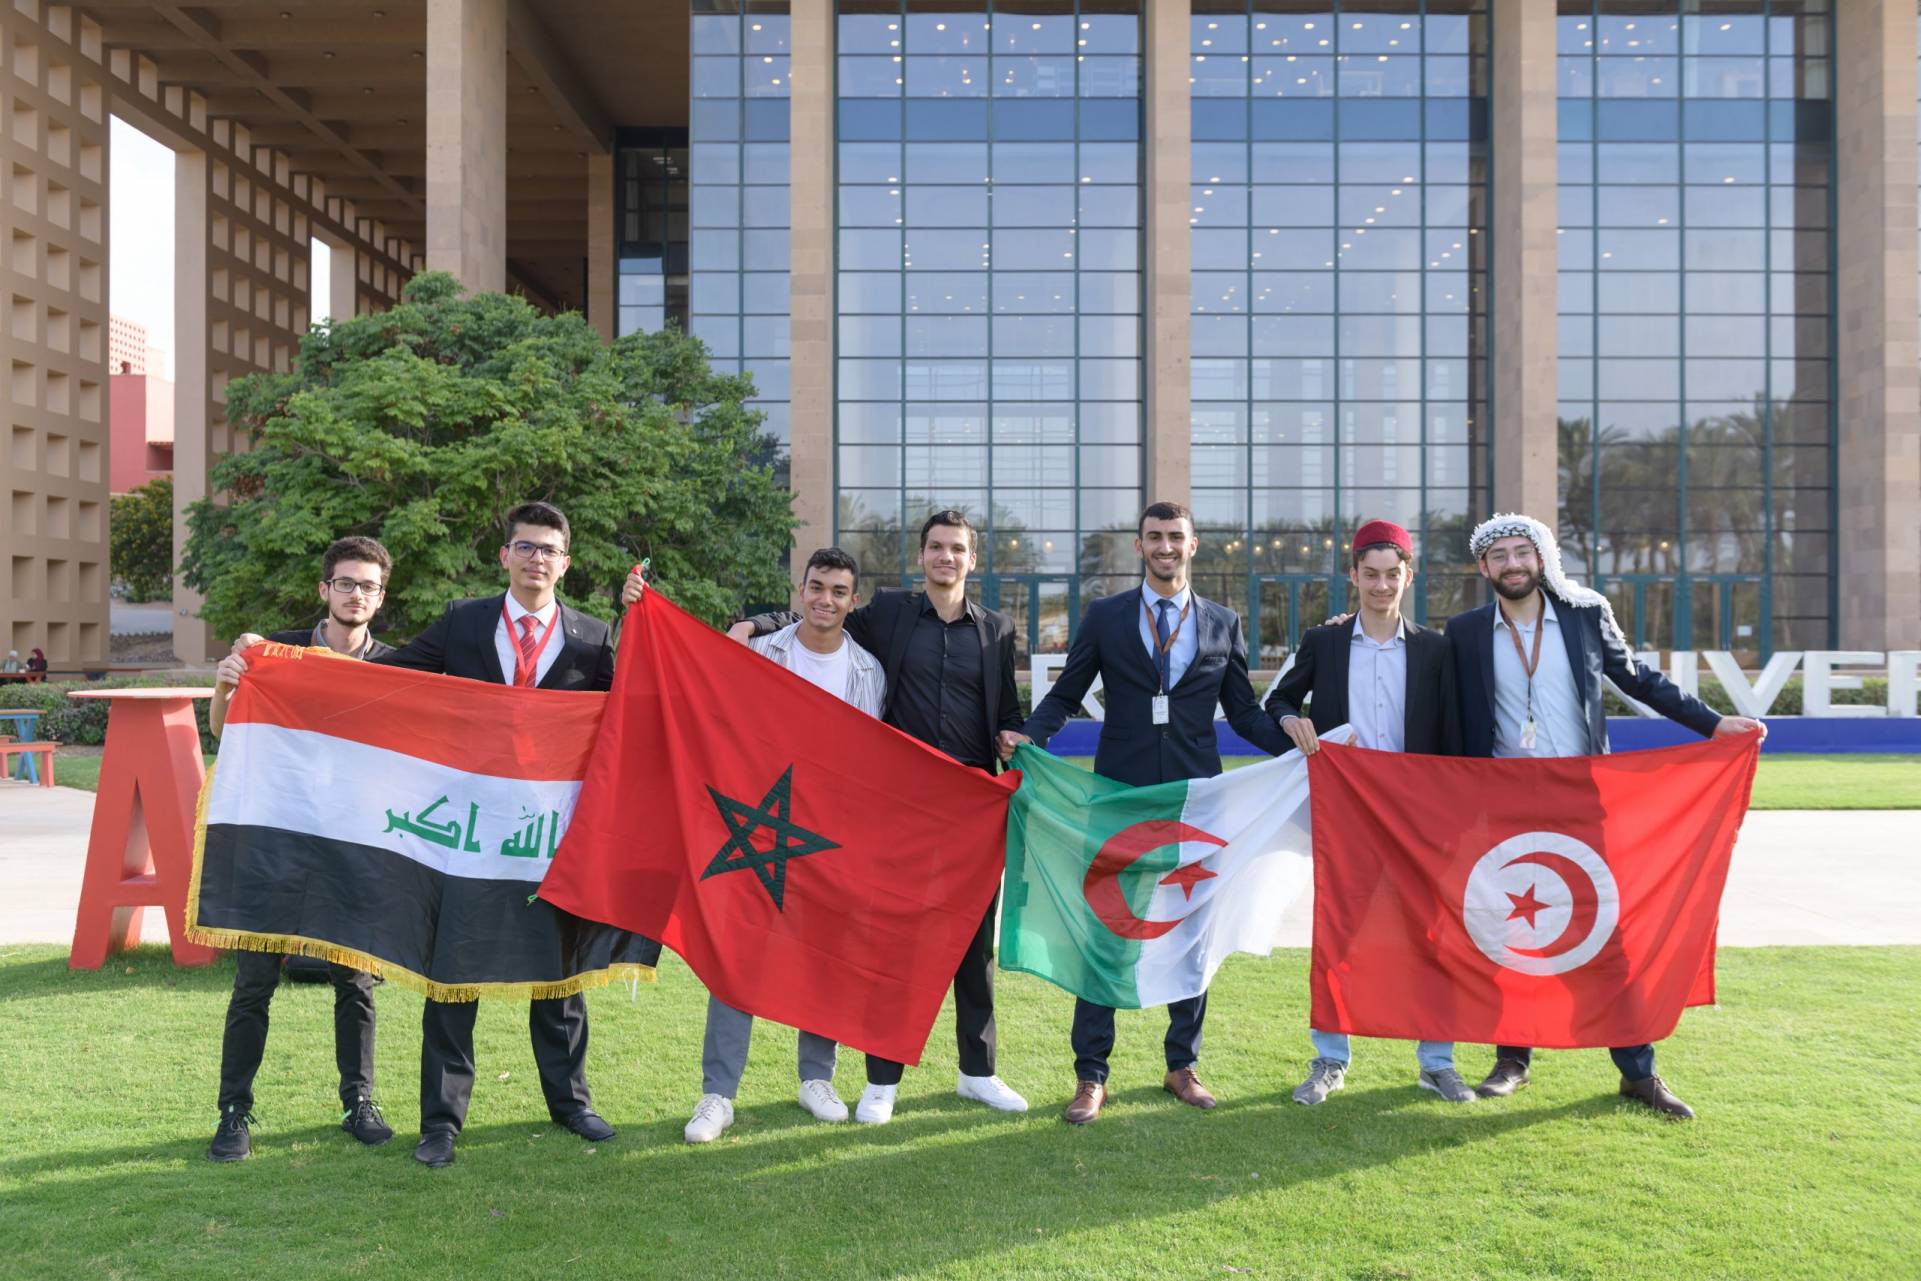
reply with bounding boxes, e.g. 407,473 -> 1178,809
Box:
1022,588 -> 1289,787
1263,618 -> 1461,756
745,588 -> 1023,764
1446,597 -> 1721,758
373,594 -> 616,691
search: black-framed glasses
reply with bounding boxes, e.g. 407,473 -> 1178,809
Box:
325,577 -> 385,597
507,540 -> 569,562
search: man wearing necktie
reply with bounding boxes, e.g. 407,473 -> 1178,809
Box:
1004,502 -> 1291,1124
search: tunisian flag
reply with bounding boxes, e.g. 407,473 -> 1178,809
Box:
1307,733 -> 1760,1049
540,592 -> 1019,1065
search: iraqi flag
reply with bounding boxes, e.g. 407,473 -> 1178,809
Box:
189,643 -> 660,1000
999,729 -> 1346,1009
1307,733 -> 1761,1048
539,592 -> 1019,1066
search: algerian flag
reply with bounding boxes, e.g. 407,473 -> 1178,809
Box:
1000,726 -> 1352,1009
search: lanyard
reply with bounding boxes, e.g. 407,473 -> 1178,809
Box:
1503,605 -> 1546,743
502,600 -> 561,687
1141,593 -> 1192,693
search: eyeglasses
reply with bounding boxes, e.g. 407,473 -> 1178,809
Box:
508,540 -> 569,562
325,577 -> 385,597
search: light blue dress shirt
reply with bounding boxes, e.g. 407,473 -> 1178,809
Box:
1345,617 -> 1408,753
1491,595 -> 1591,758
1136,581 -> 1198,692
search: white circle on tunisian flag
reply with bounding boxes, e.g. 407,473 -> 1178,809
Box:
1461,831 -> 1620,977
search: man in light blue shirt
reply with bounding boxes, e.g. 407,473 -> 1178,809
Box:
1489,593 -> 1590,759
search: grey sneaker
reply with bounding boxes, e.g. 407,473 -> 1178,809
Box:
1418,1067 -> 1476,1103
1291,1057 -> 1347,1106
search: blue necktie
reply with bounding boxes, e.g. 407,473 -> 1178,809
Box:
1155,598 -> 1174,694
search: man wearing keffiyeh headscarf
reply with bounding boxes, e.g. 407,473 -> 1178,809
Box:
1446,512 -> 1765,1120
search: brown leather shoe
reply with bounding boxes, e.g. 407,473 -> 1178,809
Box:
1620,1074 -> 1695,1120
1163,1066 -> 1217,1110
1062,1079 -> 1106,1125
1475,1057 -> 1530,1098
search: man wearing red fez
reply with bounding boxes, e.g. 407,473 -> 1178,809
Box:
1263,519 -> 1472,1105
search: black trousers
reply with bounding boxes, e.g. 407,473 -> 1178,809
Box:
217,950 -> 375,1114
1072,991 -> 1207,1085
1497,1043 -> 1656,1081
420,995 -> 591,1137
866,892 -> 999,1086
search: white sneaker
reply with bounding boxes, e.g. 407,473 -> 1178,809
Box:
797,1078 -> 848,1122
855,1083 -> 897,1125
957,1072 -> 1029,1113
683,1093 -> 735,1143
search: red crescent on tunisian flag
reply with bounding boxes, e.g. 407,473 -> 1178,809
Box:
1306,733 -> 1760,1050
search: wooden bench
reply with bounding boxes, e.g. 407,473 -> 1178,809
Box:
0,741 -> 57,787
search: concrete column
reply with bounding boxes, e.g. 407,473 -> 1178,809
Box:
587,150 -> 615,342
329,237 -> 358,321
1142,0 -> 1191,506
787,0 -> 834,588
172,149 -> 211,662
1488,0 -> 1558,522
1834,0 -> 1921,650
426,0 -> 507,294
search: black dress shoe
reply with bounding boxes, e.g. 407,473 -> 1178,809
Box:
1620,1074 -> 1695,1120
208,1109 -> 254,1162
414,1131 -> 456,1168
557,1109 -> 615,1142
341,1096 -> 395,1147
1476,1057 -> 1531,1098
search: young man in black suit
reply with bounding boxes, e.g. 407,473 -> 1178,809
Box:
205,535 -> 398,1162
1262,519 -> 1472,1106
707,509 -> 1029,1124
1003,501 -> 1291,1124
1448,512 -> 1764,1119
372,501 -> 619,1166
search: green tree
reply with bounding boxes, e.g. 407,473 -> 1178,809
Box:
109,475 -> 174,602
181,273 -> 795,640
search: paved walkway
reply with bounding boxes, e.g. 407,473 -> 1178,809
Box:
3,783 -> 1916,948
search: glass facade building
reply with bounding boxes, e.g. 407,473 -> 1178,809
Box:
662,0 -> 1889,666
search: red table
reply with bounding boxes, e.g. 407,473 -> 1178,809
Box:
66,688 -> 218,969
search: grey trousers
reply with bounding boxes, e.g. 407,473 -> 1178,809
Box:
701,995 -> 838,1099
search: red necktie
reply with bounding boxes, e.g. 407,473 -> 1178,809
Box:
515,614 -> 541,687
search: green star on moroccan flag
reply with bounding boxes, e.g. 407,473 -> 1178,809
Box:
701,765 -> 840,911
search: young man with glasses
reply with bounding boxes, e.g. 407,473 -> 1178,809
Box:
206,535 -> 398,1161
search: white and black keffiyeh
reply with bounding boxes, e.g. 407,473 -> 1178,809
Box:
1468,512 -> 1628,648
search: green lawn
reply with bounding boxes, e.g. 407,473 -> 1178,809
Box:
1064,753 -> 1921,811
46,753 -> 213,793
0,945 -> 1914,1280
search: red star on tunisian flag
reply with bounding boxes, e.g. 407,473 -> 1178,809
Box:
1505,883 -> 1551,928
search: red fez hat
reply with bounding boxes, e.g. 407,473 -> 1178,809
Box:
1352,519 -> 1413,556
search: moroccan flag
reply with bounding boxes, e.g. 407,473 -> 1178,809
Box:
189,644 -> 660,1000
1307,734 -> 1760,1048
540,593 -> 1019,1066
1000,730 -> 1344,1009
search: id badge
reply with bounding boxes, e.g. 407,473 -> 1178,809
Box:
1520,717 -> 1538,751
1152,694 -> 1170,725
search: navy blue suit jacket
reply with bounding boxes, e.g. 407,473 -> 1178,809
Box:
1022,589 -> 1289,787
1446,597 -> 1721,758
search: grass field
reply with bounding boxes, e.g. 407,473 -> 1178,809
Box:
45,751 -> 1921,810
2,944 -> 1915,1281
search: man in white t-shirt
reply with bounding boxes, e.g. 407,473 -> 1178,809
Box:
681,547 -> 885,1143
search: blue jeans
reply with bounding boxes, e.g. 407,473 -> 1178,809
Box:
1311,1029 -> 1455,1073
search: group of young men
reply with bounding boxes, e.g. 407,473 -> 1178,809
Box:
206,495 -> 1761,1168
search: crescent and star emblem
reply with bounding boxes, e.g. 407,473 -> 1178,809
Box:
1461,831 -> 1619,976
1082,819 -> 1227,940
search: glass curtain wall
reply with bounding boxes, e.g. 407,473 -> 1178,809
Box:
834,0 -> 1145,658
1188,0 -> 1491,665
614,130 -> 690,336
1555,0 -> 1833,662
691,1 -> 794,461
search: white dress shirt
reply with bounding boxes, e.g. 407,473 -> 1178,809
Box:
1346,616 -> 1408,753
1490,595 -> 1590,758
495,595 -> 563,687
1136,581 -> 1198,692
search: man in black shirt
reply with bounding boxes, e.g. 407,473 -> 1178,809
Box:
717,509 -> 1028,1124
205,535 -> 398,1162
